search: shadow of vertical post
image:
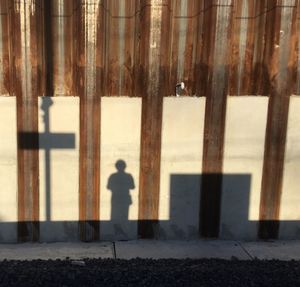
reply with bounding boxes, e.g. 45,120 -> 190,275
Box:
39,97 -> 75,223
166,174 -> 251,239
18,99 -> 76,223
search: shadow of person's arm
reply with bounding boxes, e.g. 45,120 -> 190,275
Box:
107,174 -> 113,191
129,174 -> 135,190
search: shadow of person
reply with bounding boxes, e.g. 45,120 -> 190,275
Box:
107,160 -> 135,231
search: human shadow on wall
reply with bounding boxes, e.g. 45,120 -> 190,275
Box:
107,159 -> 135,239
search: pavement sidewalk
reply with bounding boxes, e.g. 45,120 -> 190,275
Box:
0,240 -> 299,261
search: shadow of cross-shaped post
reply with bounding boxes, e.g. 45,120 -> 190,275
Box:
18,97 -> 76,221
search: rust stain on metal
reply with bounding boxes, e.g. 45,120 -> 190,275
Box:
200,1 -> 233,238
138,0 -> 171,238
170,0 -> 199,96
10,0 -> 43,242
241,0 -> 258,95
227,0 -> 298,96
105,0 -> 137,96
2,0 -> 299,99
194,1 -> 205,96
106,0 -> 120,96
259,1 -> 297,239
123,0 -> 137,96
228,0 -> 246,95
1,0 -> 300,241
228,0 -> 271,95
169,0 -> 183,95
170,0 -> 203,96
0,0 -> 10,95
48,0 -> 74,96
295,1 -> 300,94
77,0 -> 102,242
252,1 -> 269,95
182,0 -> 199,96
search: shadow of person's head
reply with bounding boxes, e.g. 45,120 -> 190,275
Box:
115,159 -> 126,172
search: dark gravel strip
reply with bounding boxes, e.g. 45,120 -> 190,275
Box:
0,258 -> 299,287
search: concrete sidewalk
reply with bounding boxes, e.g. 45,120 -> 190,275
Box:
0,240 -> 300,261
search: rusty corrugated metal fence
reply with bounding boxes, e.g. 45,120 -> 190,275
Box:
0,0 -> 299,241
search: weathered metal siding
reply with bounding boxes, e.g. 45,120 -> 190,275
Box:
104,0 -> 137,96
138,0 -> 172,238
295,1 -> 300,94
1,0 -> 300,242
46,0 -> 74,96
169,0 -> 201,96
2,0 -> 300,98
259,0 -> 298,239
0,0 -> 10,95
9,0 -> 44,241
200,0 -> 233,238
76,0 -> 103,241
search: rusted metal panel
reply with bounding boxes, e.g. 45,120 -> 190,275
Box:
228,0 -> 274,95
259,0 -> 297,239
245,0 -> 267,95
295,1 -> 300,94
123,0 -> 138,96
105,0 -> 120,96
229,0 -> 254,95
45,0 -> 74,96
138,0 -> 171,238
200,0 -> 233,238
228,0 -> 298,96
0,0 -> 300,242
0,0 -> 10,95
1,1 -> 300,99
104,0 -> 137,96
9,0 -> 44,242
169,0 -> 201,96
194,1 -> 205,96
77,0 -> 104,241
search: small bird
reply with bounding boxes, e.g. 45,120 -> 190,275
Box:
176,82 -> 185,97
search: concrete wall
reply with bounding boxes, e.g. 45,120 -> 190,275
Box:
0,96 -> 300,241
280,96 -> 300,238
159,97 -> 205,239
100,97 -> 141,240
221,97 -> 268,239
39,97 -> 79,241
0,97 -> 17,241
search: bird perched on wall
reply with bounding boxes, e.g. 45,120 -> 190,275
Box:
176,82 -> 185,97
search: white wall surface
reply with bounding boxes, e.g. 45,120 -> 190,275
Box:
1,95 -> 300,241
100,97 -> 141,240
159,97 -> 205,238
221,97 -> 268,239
0,97 -> 17,241
280,96 -> 300,238
39,97 -> 79,241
